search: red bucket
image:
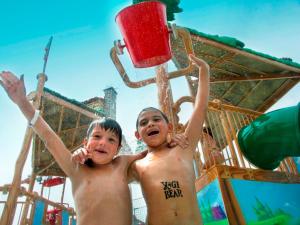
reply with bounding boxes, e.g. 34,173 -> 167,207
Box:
116,1 -> 172,68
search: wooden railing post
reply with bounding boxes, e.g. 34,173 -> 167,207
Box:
0,74 -> 47,225
20,173 -> 36,225
219,108 -> 239,167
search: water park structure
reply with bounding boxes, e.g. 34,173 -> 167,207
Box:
1,1 -> 300,225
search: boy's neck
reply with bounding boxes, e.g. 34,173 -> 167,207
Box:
147,141 -> 169,154
92,160 -> 115,170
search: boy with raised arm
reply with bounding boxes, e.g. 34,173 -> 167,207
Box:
0,71 -> 188,225
131,54 -> 209,225
0,71 -> 146,225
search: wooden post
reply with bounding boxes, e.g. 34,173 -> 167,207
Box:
220,110 -> 239,167
155,64 -> 177,132
0,73 -> 47,225
61,178 -> 66,204
28,200 -> 36,225
20,173 -> 36,225
225,112 -> 246,168
219,177 -> 246,224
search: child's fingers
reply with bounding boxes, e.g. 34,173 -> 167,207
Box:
189,54 -> 208,68
72,148 -> 87,164
0,73 -> 10,88
175,134 -> 189,149
2,71 -> 18,84
78,149 -> 90,163
168,142 -> 176,148
83,147 -> 92,158
78,152 -> 86,164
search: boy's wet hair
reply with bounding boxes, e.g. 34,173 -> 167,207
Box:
203,127 -> 213,137
86,118 -> 122,146
85,118 -> 122,167
136,107 -> 169,130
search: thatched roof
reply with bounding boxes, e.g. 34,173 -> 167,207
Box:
28,88 -> 103,176
171,27 -> 300,112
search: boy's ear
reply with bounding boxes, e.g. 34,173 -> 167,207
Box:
135,131 -> 141,140
168,123 -> 173,132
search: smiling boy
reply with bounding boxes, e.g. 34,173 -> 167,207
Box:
130,54 -> 209,225
0,71 -> 146,225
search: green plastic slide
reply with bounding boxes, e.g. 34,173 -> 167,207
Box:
238,103 -> 300,170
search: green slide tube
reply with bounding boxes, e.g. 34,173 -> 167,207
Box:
238,103 -> 300,170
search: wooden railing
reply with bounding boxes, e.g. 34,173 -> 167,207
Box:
0,185 -> 76,225
173,98 -> 299,176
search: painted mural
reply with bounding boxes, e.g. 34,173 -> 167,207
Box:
230,179 -> 300,225
197,179 -> 229,225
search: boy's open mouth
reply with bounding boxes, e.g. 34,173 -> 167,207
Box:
94,149 -> 107,154
147,130 -> 160,136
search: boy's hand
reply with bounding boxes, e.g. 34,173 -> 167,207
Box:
168,133 -> 189,149
0,71 -> 27,105
189,54 -> 210,72
72,147 -> 91,164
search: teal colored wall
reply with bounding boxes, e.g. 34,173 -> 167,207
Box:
230,179 -> 300,225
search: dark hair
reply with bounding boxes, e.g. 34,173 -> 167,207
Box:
86,118 -> 122,146
203,127 -> 213,137
136,107 -> 169,130
85,118 -> 122,167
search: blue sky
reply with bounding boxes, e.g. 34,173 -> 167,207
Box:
1,0 -> 300,211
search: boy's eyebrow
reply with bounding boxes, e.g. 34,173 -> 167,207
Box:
152,115 -> 162,118
139,117 -> 148,122
107,130 -> 118,139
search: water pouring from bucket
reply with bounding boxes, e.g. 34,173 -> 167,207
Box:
115,1 -> 173,68
111,1 -> 195,89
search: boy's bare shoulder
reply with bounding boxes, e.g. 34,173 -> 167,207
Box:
114,153 -> 144,167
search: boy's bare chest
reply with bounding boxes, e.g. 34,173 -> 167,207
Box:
73,170 -> 128,202
136,150 -> 195,198
138,150 -> 193,179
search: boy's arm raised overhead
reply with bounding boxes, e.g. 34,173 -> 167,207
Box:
184,55 -> 210,150
0,71 -> 75,177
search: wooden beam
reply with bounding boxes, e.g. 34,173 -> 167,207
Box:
222,179 -> 247,224
236,81 -> 262,105
220,83 -> 236,99
208,101 -> 263,116
212,52 -> 237,66
220,111 -> 239,166
58,124 -> 89,135
43,92 -> 100,120
211,67 -> 241,77
192,35 -> 300,73
196,51 -> 267,76
210,73 -> 300,83
71,113 -> 81,147
57,106 -> 65,133
257,79 -> 300,112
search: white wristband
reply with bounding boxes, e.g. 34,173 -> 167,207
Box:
29,110 -> 40,127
